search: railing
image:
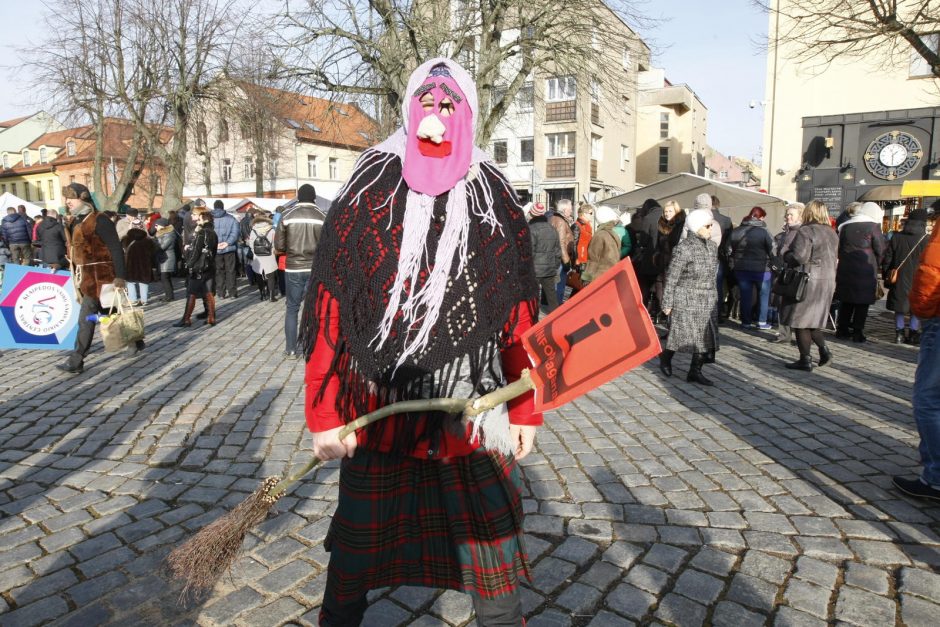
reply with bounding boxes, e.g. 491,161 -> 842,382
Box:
546,100 -> 576,123
546,158 -> 576,179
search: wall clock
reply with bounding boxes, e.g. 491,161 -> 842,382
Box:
863,130 -> 923,180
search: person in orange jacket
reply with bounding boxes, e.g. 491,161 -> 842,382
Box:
894,203 -> 940,502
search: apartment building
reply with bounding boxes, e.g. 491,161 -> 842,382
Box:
183,83 -> 377,201
761,0 -> 940,203
483,6 -> 651,209
635,68 -> 708,186
0,112 -> 66,211
704,148 -> 761,189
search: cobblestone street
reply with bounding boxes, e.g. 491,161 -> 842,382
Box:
1,285 -> 938,627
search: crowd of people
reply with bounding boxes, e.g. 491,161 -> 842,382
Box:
524,193 -> 938,380
0,182 -> 324,373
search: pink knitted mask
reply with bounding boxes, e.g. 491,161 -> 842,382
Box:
402,66 -> 473,196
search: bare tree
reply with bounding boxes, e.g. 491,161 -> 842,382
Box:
274,0 -> 652,144
757,0 -> 940,79
29,0 -> 247,211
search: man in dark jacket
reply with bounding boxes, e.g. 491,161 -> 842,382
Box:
629,198 -> 664,312
36,213 -> 68,270
710,195 -> 733,316
57,183 -> 128,374
274,184 -> 325,357
729,207 -> 776,328
528,202 -> 562,313
2,207 -> 33,266
211,200 -> 240,298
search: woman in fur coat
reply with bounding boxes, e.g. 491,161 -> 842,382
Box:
121,222 -> 155,306
173,209 -> 217,327
652,200 -> 686,323
835,201 -> 886,342
659,209 -> 718,385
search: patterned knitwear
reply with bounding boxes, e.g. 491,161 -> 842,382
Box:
299,154 -> 539,454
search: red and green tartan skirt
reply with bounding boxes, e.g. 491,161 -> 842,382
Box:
323,448 -> 531,602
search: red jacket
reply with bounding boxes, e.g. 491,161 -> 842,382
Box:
305,291 -> 542,458
910,225 -> 940,319
576,219 -> 593,265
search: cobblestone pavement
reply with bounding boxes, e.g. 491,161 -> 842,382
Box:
1,284 -> 939,627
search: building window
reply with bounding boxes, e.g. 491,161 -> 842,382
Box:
11,183 -> 16,196
546,132 -> 575,158
516,83 -> 533,112
493,140 -> 508,164
155,176 -> 163,195
267,160 -> 278,178
658,147 -> 669,173
622,48 -> 632,70
0,184 -> 5,193
620,145 -> 630,170
719,170 -> 728,180
590,79 -> 601,103
23,183 -> 30,201
39,147 -> 48,164
1,153 -> 8,169
38,182 -> 45,201
69,175 -> 75,184
307,155 -> 317,178
66,140 -> 76,157
219,120 -> 229,143
591,135 -> 603,160
22,150 -> 31,167
910,34 -> 940,78
222,158 -> 232,182
545,76 -> 576,102
244,157 -> 255,179
48,180 -> 55,200
660,113 -> 669,140
491,85 -> 507,108
520,138 -> 534,163
329,157 -> 338,179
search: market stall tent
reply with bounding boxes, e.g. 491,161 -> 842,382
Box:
0,192 -> 45,218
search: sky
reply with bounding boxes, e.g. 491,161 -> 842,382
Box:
0,1 -> 769,163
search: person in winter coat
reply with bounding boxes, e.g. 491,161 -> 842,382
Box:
1,207 -> 33,266
892,202 -> 940,502
238,208 -> 257,285
582,206 -> 622,284
629,198 -> 664,310
835,201 -> 887,342
883,209 -> 930,344
36,213 -> 68,271
248,213 -> 279,303
652,201 -> 686,323
730,206 -> 776,329
573,204 -> 594,294
770,204 -> 803,343
710,195 -> 733,309
780,201 -> 839,371
153,218 -> 178,302
210,200 -> 239,298
122,221 -> 156,306
527,202 -> 562,312
174,208 -> 218,327
660,209 -> 719,385
549,199 -> 576,305
614,212 -> 632,260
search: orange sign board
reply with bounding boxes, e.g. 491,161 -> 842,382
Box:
522,258 -> 661,413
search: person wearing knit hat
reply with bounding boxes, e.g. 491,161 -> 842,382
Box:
583,205 -> 625,285
884,208 -> 931,344
835,199 -> 887,342
692,193 -> 712,211
528,200 -> 561,312
299,58 -> 540,626
659,208 -> 719,385
57,180 -> 130,374
529,202 -> 546,217
274,183 -> 326,358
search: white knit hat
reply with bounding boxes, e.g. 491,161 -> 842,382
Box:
596,205 -> 618,224
686,209 -> 713,233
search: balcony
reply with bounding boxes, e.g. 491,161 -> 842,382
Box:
591,159 -> 598,180
591,103 -> 600,126
546,100 -> 576,123
546,158 -> 575,179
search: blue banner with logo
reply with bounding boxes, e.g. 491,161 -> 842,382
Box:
0,264 -> 79,350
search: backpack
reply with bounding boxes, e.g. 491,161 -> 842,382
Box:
252,230 -> 273,256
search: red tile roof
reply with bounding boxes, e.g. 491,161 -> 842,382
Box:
0,115 -> 31,129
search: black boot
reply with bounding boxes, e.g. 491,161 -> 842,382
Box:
895,329 -> 906,344
173,295 -> 197,327
818,345 -> 832,367
909,330 -> 921,346
786,355 -> 814,371
659,349 -> 674,377
687,353 -> 714,386
703,350 -> 716,364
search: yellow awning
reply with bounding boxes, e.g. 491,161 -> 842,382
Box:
900,180 -> 940,197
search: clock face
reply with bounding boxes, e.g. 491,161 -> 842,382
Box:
864,131 -> 923,180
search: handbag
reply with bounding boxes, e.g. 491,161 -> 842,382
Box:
772,267 -> 809,302
887,232 -> 928,285
566,269 -> 583,290
100,289 -> 145,352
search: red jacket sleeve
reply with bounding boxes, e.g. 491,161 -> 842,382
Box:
304,289 -> 344,433
911,228 -> 940,320
502,303 -> 543,426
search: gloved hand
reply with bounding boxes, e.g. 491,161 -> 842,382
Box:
112,277 -> 127,289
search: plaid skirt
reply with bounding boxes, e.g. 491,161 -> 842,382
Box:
324,448 -> 530,602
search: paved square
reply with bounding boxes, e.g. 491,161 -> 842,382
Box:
1,290 -> 938,626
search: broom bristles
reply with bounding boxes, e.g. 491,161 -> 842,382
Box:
165,477 -> 281,604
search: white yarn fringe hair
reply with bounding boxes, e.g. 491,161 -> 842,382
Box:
469,402 -> 515,457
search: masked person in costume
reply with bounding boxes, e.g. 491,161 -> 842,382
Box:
301,59 -> 541,626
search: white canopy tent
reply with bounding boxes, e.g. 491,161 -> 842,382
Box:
604,173 -> 789,229
0,192 -> 45,219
